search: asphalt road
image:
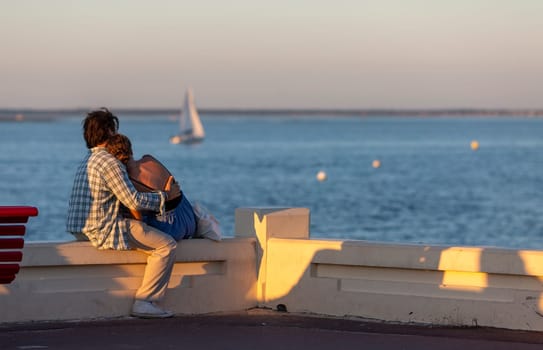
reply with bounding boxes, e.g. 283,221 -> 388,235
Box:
1,309 -> 543,350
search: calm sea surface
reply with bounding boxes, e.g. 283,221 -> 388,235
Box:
2,112 -> 543,250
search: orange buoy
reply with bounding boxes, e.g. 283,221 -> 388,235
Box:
316,170 -> 327,182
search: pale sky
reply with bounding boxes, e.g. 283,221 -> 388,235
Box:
2,0 -> 543,109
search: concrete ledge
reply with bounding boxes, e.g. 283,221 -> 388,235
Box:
235,207 -> 310,239
262,238 -> 543,331
278,239 -> 543,276
3,207 -> 543,332
1,238 -> 257,323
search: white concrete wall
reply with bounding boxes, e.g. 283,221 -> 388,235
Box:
236,208 -> 543,331
0,238 -> 257,323
3,207 -> 543,331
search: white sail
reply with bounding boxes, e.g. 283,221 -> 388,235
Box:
186,89 -> 205,139
170,88 -> 205,144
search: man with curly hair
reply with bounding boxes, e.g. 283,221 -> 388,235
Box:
67,108 -> 179,318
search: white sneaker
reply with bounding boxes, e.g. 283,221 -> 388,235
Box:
131,300 -> 174,319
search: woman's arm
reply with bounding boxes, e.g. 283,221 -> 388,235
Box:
129,208 -> 143,220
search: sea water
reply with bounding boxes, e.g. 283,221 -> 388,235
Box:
2,112 -> 543,250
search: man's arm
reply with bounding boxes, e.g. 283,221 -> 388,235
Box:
103,155 -> 165,212
127,178 -> 178,220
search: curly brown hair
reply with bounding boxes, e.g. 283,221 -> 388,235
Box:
106,134 -> 133,165
83,108 -> 119,148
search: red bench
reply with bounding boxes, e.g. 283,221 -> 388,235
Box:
0,206 -> 39,284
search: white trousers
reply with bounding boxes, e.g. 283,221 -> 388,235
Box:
126,219 -> 177,302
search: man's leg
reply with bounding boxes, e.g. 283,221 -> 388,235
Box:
126,219 -> 177,317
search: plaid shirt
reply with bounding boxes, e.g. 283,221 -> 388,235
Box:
66,147 -> 165,250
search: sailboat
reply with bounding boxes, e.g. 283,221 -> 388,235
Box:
169,88 -> 205,145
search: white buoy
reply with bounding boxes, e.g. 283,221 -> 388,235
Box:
372,160 -> 381,168
316,170 -> 327,182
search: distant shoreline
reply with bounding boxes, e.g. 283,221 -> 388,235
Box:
2,108 -> 543,121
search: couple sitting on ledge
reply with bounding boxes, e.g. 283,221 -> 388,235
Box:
66,108 -> 220,319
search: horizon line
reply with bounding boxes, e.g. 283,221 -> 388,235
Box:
2,107 -> 543,116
